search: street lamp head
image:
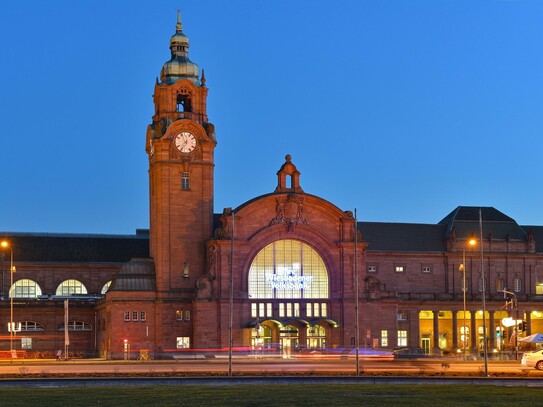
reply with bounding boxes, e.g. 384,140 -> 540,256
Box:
1,241 -> 8,248
468,238 -> 476,247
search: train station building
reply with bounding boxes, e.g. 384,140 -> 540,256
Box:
2,12 -> 543,359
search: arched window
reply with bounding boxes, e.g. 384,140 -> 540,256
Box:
478,275 -> 486,293
459,276 -> 469,292
20,321 -> 45,332
101,281 -> 112,294
513,275 -> 522,293
10,279 -> 42,298
248,240 -> 329,299
365,276 -> 381,293
59,321 -> 92,331
56,279 -> 88,296
495,275 -> 504,293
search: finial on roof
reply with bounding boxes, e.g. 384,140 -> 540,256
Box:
177,9 -> 182,32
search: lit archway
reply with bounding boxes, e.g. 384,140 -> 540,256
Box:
248,239 -> 329,299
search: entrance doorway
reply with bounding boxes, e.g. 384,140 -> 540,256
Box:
421,335 -> 431,355
307,324 -> 326,349
251,325 -> 272,353
280,325 -> 299,358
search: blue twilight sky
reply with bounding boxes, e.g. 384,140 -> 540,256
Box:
0,0 -> 542,235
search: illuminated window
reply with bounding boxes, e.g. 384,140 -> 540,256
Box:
495,275 -> 504,293
286,303 -> 292,317
422,266 -> 432,273
20,321 -> 45,332
248,240 -> 329,299
59,321 -> 92,331
176,310 -> 183,321
395,266 -> 405,273
176,337 -> 190,349
184,310 -> 191,321
513,275 -> 522,293
251,304 -> 257,318
11,279 -> 42,298
294,303 -> 300,317
279,303 -> 285,317
305,303 -> 328,318
181,172 -> 190,190
56,279 -> 88,296
267,303 -> 272,317
101,281 -> 112,294
21,338 -> 32,349
321,303 -> 327,317
381,330 -> 388,347
367,265 -> 377,273
397,330 -> 407,347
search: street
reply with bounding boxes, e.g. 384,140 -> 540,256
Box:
0,356 -> 534,377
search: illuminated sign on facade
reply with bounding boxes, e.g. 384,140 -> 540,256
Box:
265,267 -> 313,291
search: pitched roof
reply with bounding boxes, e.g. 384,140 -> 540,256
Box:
109,257 -> 156,291
359,222 -> 446,252
439,206 -> 527,241
359,206 -> 541,253
0,232 -> 149,263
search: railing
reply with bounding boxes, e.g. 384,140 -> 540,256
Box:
389,292 -> 543,302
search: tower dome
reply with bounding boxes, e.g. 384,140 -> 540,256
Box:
160,10 -> 201,85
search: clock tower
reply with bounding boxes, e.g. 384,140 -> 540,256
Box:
145,11 -> 216,346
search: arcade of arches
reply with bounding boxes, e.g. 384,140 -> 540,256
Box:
418,309 -> 543,355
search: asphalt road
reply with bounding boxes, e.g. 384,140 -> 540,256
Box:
0,356 -> 533,377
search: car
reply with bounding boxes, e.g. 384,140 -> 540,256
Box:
392,347 -> 431,359
521,349 -> 543,370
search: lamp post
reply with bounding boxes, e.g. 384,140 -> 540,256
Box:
479,208 -> 489,377
0,241 -> 14,353
354,208 -> 360,376
459,238 -> 476,361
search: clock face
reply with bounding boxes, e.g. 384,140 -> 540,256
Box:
174,131 -> 197,153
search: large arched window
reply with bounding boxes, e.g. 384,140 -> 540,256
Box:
10,279 -> 42,298
56,279 -> 88,296
248,240 -> 329,299
101,281 -> 112,294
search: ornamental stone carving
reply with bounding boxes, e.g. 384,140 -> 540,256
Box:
270,194 -> 308,232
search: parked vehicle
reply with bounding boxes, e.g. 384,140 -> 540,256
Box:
521,349 -> 543,370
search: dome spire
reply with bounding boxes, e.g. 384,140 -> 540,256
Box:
176,9 -> 182,33
160,10 -> 201,85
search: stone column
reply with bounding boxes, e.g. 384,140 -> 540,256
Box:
470,310 -> 477,356
433,311 -> 440,355
452,311 -> 458,351
488,310 -> 495,350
